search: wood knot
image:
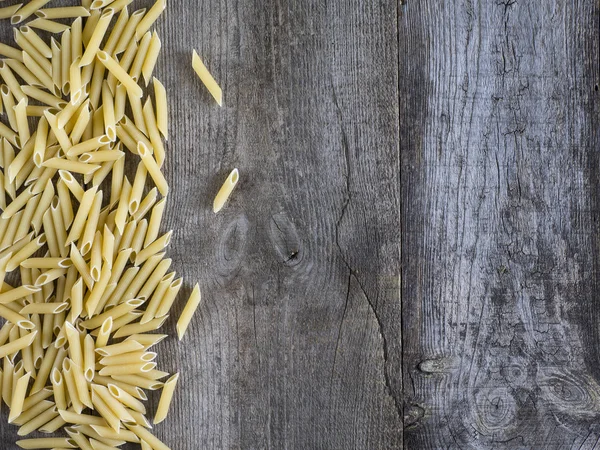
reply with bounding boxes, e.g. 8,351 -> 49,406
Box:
404,403 -> 425,428
471,387 -> 518,433
215,214 -> 249,279
536,368 -> 600,419
269,212 -> 304,268
418,357 -> 459,374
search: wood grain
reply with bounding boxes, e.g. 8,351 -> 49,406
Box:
2,0 -> 402,448
402,1 -> 600,449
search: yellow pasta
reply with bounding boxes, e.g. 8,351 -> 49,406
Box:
81,9 -> 115,67
129,31 -> 151,84
79,190 -> 103,255
134,231 -> 172,266
103,6 -> 129,55
0,331 -> 36,358
96,51 -> 142,98
135,0 -> 166,39
153,372 -> 178,425
11,0 -> 52,24
101,81 -> 117,141
13,99 -> 30,152
60,29 -> 71,95
9,371 -> 30,423
142,98 -> 165,167
16,437 -> 76,449
0,3 -> 207,446
0,4 -> 23,21
82,9 -> 101,47
0,60 -> 25,102
28,18 -> 70,34
192,49 -> 223,106
13,31 -> 52,77
20,27 -> 52,59
6,58 -> 43,90
176,284 -> 201,340
137,142 -> 168,195
141,32 -> 161,87
152,77 -> 168,140
70,57 -> 83,104
213,168 -> 239,213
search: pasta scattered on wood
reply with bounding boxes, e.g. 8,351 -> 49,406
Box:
0,1 -> 221,448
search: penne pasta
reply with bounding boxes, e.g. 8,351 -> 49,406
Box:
213,168 -> 240,213
137,142 -> 168,195
80,9 -> 115,67
177,284 -> 201,340
96,51 -> 142,98
152,77 -> 168,139
142,98 -> 165,166
141,32 -> 161,87
192,49 -> 223,106
135,0 -> 166,39
27,18 -> 70,34
153,372 -> 179,424
11,0 -> 52,24
36,7 -> 91,20
114,8 -> 145,55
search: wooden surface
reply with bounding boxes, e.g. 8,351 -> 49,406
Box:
402,1 -> 600,449
0,0 -> 402,448
4,0 -> 599,449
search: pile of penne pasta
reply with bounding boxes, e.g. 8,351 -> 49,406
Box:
0,0 -> 207,449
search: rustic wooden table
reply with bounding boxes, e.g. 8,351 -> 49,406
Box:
3,0 -> 599,449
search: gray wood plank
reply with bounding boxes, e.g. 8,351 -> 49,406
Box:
402,1 -> 600,448
1,0 -> 402,449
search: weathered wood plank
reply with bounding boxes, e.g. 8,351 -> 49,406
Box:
2,0 -> 402,449
402,1 -> 600,448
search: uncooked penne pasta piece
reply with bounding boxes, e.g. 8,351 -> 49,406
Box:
135,0 -> 166,39
0,331 -> 36,358
129,31 -> 151,85
192,49 -> 223,106
113,316 -> 167,339
9,371 -> 31,423
134,231 -> 172,266
79,190 -> 103,255
0,4 -> 23,21
66,186 -> 98,245
11,0 -> 52,24
0,285 -> 41,305
114,8 -> 144,55
177,284 -> 201,340
28,18 -> 70,33
83,334 -> 95,382
59,409 -> 107,427
51,367 -> 66,410
13,98 -> 29,148
16,437 -> 77,449
103,6 -> 129,55
137,142 -> 168,195
36,6 -> 91,20
20,26 -> 52,58
126,424 -> 170,450
141,31 -> 161,86
19,302 -> 68,314
152,77 -> 168,139
213,168 -> 239,213
80,8 -> 114,67
153,372 -> 179,424
90,424 -> 140,443
90,388 -> 123,432
66,428 -> 94,450
96,51 -> 142,98
142,98 -> 165,166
